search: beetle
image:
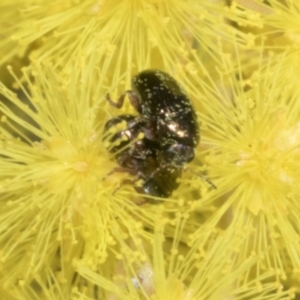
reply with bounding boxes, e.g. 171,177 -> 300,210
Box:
106,69 -> 200,168
104,70 -> 215,200
103,114 -> 182,199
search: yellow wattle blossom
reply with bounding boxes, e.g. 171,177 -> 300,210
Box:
76,217 -> 295,300
231,0 -> 300,61
233,0 -> 300,43
192,49 -> 300,287
0,60 -> 170,296
1,0 -> 300,299
0,0 -> 251,85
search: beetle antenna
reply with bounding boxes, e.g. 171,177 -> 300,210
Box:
185,167 -> 217,190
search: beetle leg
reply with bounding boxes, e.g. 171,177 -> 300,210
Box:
112,181 -> 148,205
106,166 -> 138,177
124,117 -> 156,141
103,114 -> 136,132
106,91 -> 128,109
112,178 -> 140,195
104,167 -> 139,195
105,167 -> 150,204
106,91 -> 142,114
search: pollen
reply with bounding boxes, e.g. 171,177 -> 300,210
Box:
48,136 -> 77,158
233,111 -> 300,215
73,161 -> 89,172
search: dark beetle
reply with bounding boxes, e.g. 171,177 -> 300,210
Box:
106,70 -> 200,168
104,70 -> 208,199
103,114 -> 182,199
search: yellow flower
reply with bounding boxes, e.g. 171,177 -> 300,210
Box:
0,0 -> 251,84
192,49 -> 300,288
0,2 -> 25,66
1,0 -> 300,298
232,0 -> 300,49
0,59 -> 170,295
75,217 -> 295,300
233,0 -> 300,102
